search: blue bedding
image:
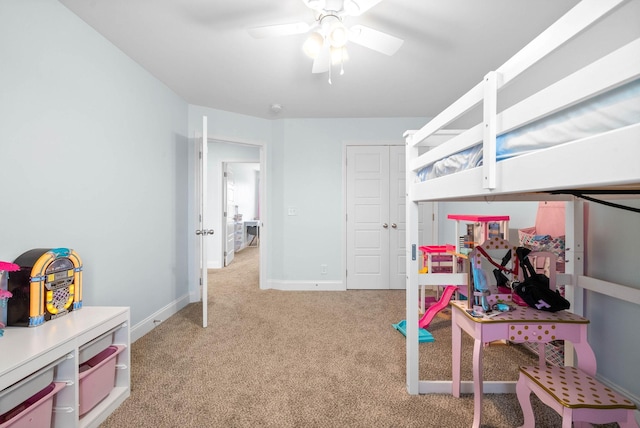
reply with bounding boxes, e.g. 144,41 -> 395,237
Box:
418,78 -> 640,181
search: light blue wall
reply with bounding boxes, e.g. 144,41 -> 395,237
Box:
233,164 -> 260,223
185,112 -> 426,285
0,0 -> 189,327
275,117 -> 425,280
584,199 -> 640,395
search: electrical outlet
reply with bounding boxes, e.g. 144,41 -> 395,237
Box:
288,207 -> 298,216
320,264 -> 328,275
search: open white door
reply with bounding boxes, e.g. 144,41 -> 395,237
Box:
196,116 -> 214,327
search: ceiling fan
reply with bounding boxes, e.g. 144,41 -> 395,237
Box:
247,0 -> 404,78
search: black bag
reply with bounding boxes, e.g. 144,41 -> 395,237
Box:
512,247 -> 570,312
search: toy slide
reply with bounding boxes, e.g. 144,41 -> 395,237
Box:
393,285 -> 458,343
419,285 -> 458,329
392,319 -> 434,343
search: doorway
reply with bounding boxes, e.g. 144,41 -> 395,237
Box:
223,161 -> 260,267
205,138 -> 266,288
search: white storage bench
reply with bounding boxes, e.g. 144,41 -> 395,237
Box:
0,307 -> 130,428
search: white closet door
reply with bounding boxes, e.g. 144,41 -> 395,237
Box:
388,145 -> 406,289
346,146 -> 390,289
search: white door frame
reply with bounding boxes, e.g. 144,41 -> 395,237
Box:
222,162 -> 235,267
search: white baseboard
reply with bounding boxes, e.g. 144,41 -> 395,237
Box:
266,280 -> 345,291
207,259 -> 222,269
130,293 -> 191,343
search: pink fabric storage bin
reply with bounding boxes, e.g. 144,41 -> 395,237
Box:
78,344 -> 125,417
0,382 -> 65,428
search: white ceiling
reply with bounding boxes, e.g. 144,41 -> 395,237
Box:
58,0 -> 581,119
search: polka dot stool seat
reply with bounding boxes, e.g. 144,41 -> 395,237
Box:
516,365 -> 638,428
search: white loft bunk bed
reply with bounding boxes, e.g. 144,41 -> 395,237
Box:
404,0 -> 640,400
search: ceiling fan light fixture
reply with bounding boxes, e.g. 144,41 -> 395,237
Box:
330,46 -> 348,65
328,23 -> 348,47
303,31 -> 324,58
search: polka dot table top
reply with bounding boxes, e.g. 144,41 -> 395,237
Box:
519,365 -> 637,409
450,300 -> 589,324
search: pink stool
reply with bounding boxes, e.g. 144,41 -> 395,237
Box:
517,365 -> 638,428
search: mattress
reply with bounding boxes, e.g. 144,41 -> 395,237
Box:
418,78 -> 640,181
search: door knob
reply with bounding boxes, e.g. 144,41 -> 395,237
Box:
391,223 -> 397,228
383,223 -> 388,228
195,229 -> 215,235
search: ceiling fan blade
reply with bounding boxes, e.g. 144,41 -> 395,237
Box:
349,0 -> 385,16
301,0 -> 327,13
247,22 -> 310,39
348,24 -> 403,55
312,44 -> 331,73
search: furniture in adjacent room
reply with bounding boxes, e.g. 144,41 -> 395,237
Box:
245,220 -> 260,247
234,213 -> 244,252
0,306 -> 130,428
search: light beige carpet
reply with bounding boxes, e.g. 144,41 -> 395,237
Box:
100,247 -> 600,427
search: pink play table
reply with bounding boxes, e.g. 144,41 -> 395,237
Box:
449,300 -> 596,428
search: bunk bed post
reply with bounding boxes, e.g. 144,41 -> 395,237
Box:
563,199 -> 585,367
482,71 -> 500,190
404,131 -> 420,394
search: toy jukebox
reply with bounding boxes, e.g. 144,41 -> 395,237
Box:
7,248 -> 83,327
